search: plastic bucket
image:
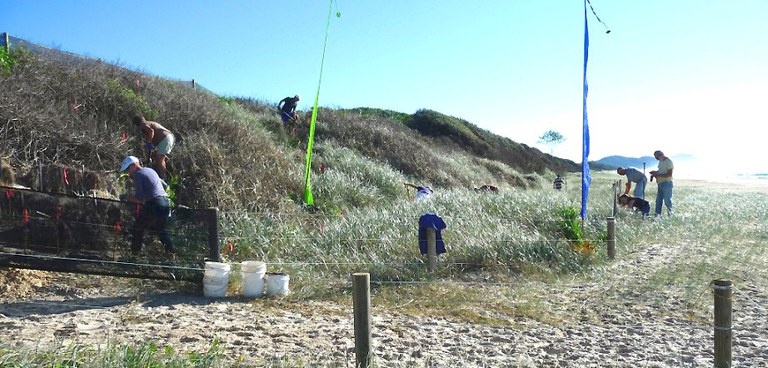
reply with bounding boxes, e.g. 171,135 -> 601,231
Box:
240,261 -> 267,298
266,272 -> 290,297
203,262 -> 231,298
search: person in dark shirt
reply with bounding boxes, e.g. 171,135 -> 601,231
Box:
618,194 -> 650,216
119,156 -> 175,256
553,174 -> 565,190
277,95 -> 301,123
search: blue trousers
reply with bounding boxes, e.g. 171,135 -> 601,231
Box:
654,181 -> 673,216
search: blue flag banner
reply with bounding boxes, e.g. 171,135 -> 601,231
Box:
580,0 -> 592,219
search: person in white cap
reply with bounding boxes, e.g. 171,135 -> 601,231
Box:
277,94 -> 300,123
119,156 -> 175,256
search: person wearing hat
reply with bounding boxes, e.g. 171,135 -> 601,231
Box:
133,114 -> 175,179
616,167 -> 647,199
119,156 -> 175,256
277,94 -> 300,123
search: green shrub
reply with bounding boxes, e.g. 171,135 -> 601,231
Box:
0,47 -> 17,75
106,79 -> 157,119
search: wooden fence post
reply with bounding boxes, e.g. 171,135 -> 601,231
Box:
3,33 -> 9,53
713,279 -> 733,368
207,207 -> 220,262
353,273 -> 372,368
426,227 -> 437,272
613,180 -> 621,217
606,217 -> 615,260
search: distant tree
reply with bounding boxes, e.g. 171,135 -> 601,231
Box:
538,130 -> 565,155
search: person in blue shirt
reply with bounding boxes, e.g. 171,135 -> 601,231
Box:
616,167 -> 648,199
119,156 -> 175,256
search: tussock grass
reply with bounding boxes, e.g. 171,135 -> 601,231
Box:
0,340 -> 225,368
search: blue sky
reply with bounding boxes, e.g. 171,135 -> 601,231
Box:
4,1 -> 767,178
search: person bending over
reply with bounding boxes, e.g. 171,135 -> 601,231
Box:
119,156 -> 175,257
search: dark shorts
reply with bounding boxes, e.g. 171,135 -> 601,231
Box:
280,111 -> 296,123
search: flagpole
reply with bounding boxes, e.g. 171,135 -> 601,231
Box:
580,0 -> 592,224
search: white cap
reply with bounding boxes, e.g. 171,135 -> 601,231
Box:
119,156 -> 139,172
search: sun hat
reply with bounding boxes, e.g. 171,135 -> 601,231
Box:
119,156 -> 139,172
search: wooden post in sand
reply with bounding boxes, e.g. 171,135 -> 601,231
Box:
426,227 -> 437,272
606,217 -> 616,260
353,273 -> 372,368
713,279 -> 733,367
206,207 -> 220,262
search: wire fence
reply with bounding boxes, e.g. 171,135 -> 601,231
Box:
0,185 -> 217,281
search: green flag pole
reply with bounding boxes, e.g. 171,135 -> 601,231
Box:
304,0 -> 338,206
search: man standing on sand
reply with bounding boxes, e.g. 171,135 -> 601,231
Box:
649,150 -> 674,218
278,95 -> 300,124
617,167 -> 647,199
133,115 -> 175,179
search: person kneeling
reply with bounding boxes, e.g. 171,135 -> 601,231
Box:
618,194 -> 650,216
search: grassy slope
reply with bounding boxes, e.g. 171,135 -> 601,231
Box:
1,46 -> 579,213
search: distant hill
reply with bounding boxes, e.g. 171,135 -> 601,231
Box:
594,154 -> 696,171
595,156 -> 656,170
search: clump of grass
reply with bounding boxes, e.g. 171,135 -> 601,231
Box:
0,340 -> 225,367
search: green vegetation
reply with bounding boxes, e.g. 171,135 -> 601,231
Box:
538,129 -> 566,154
0,47 -> 17,75
0,340 -> 225,368
107,79 -> 158,120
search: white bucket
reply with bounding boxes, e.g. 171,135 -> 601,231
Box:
240,261 -> 267,298
266,273 -> 290,297
203,262 -> 231,298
